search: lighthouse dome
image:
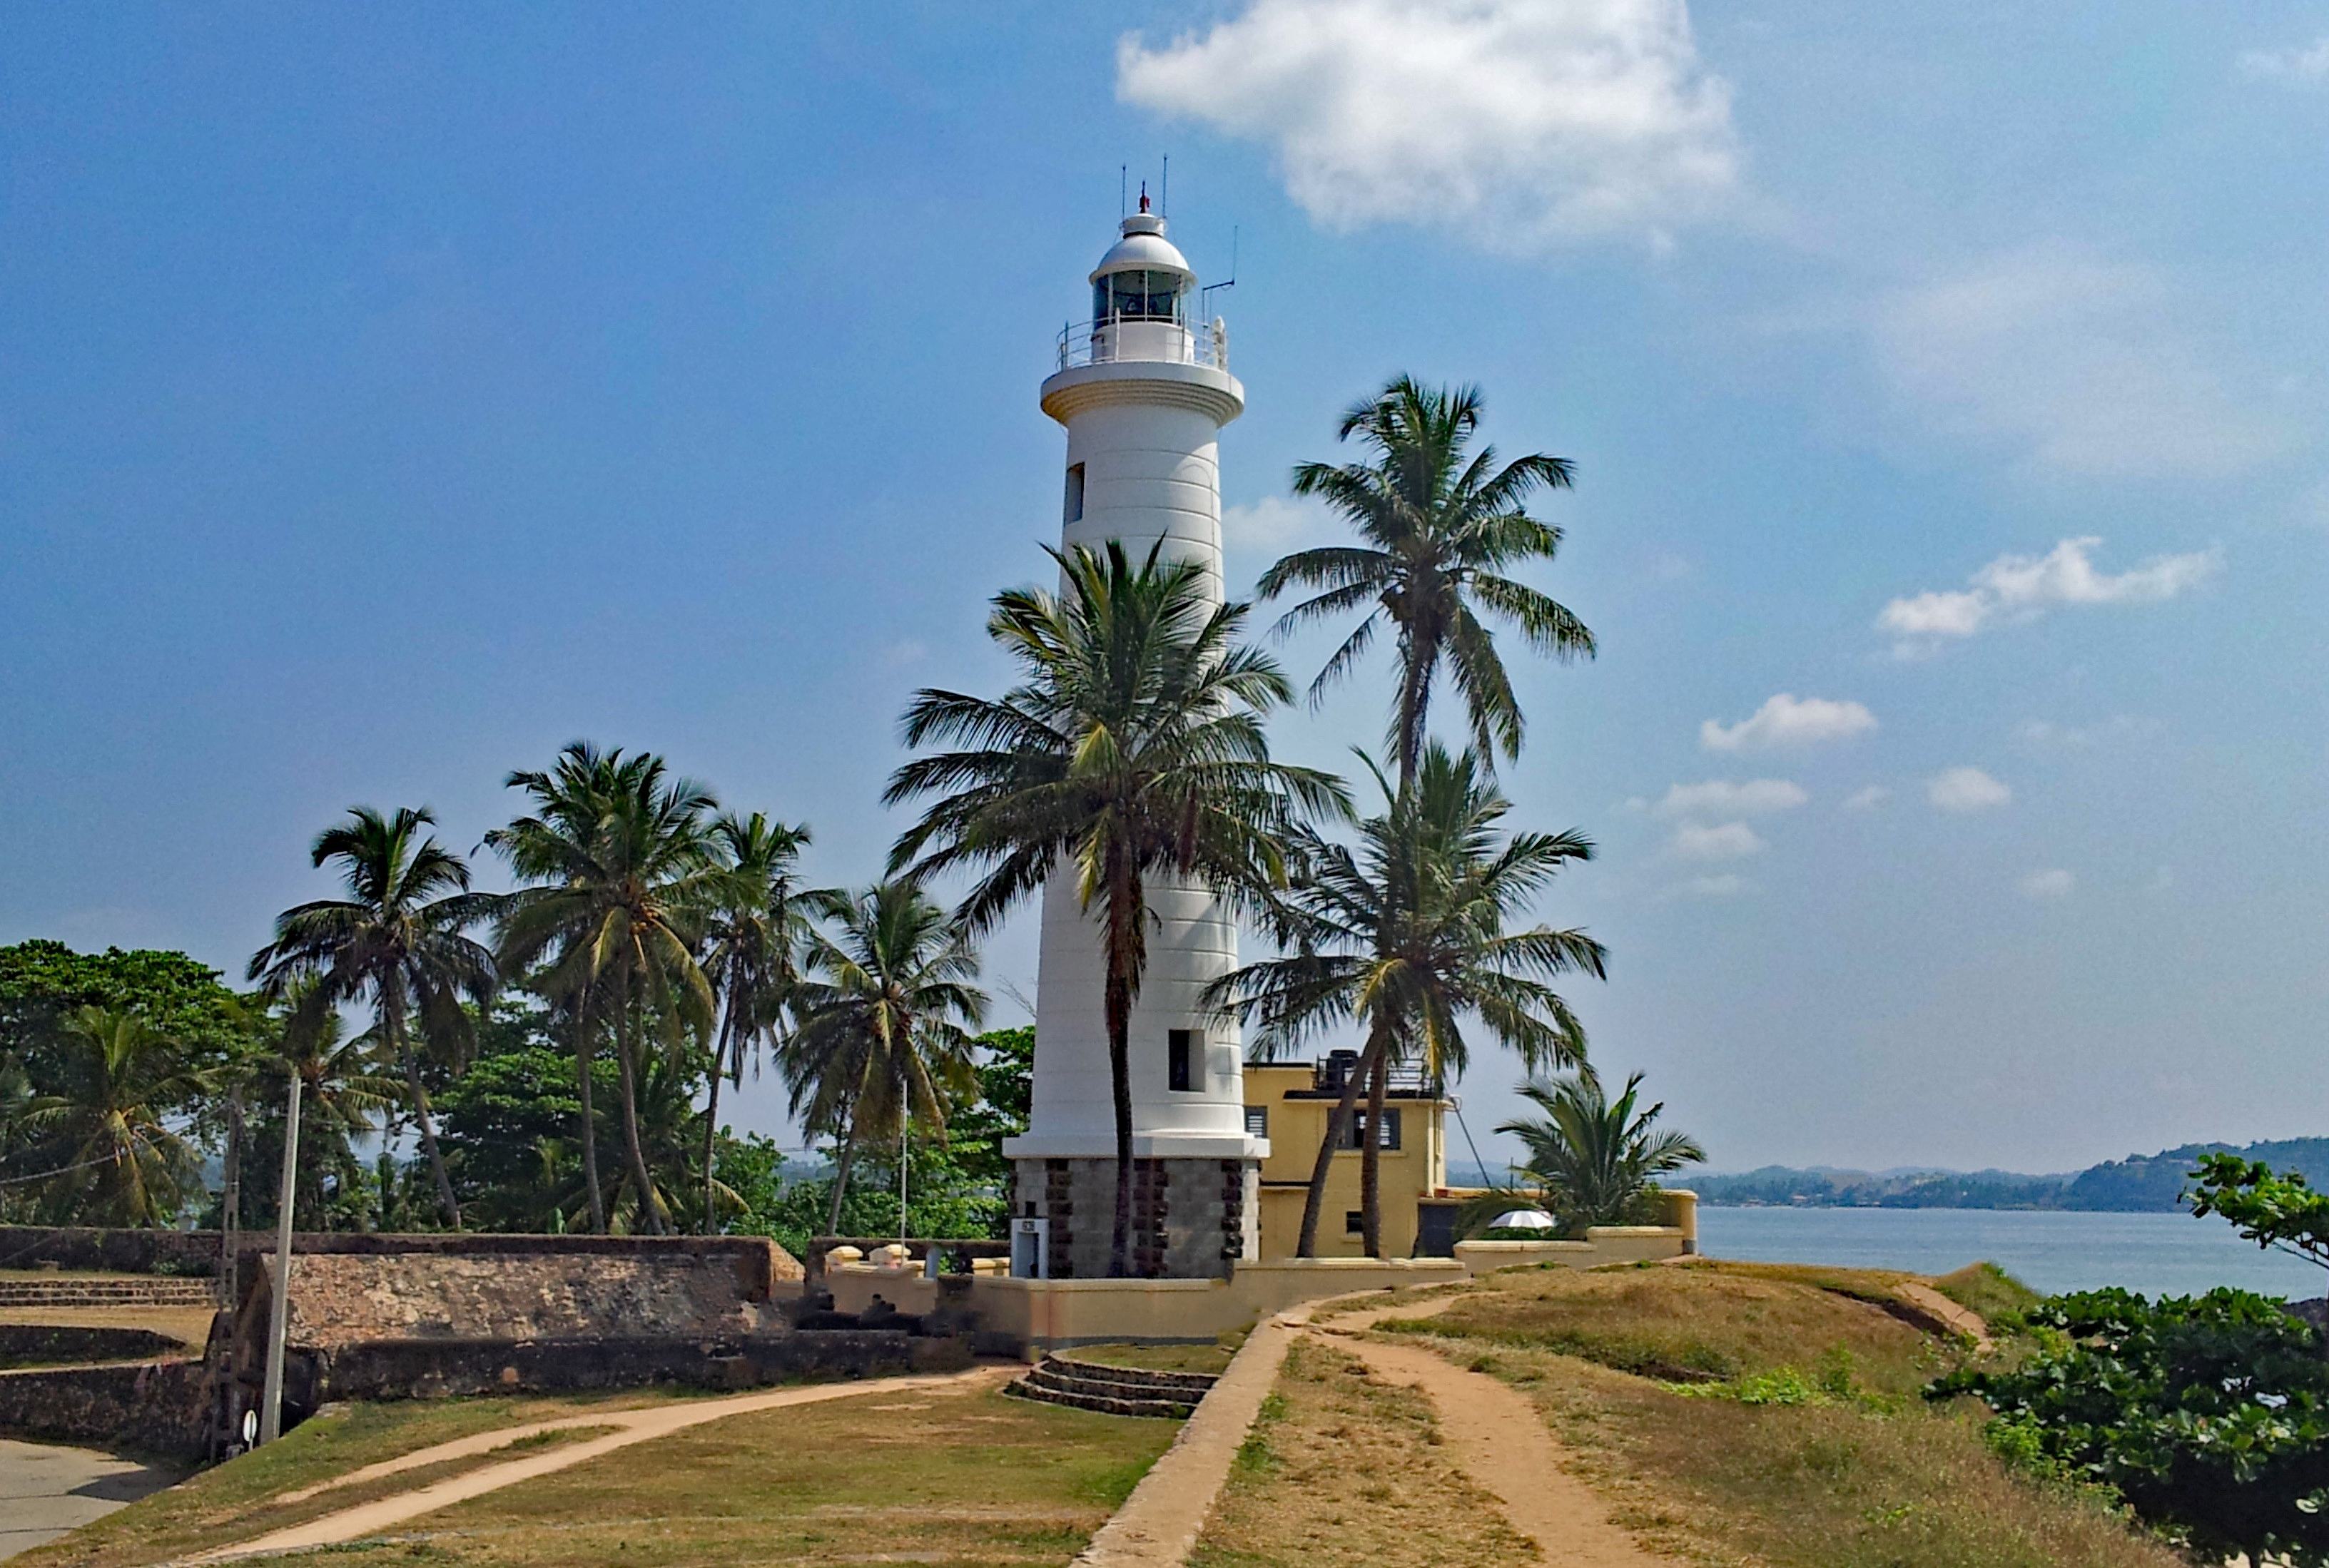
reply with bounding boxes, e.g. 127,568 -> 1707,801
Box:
1089,213 -> 1194,284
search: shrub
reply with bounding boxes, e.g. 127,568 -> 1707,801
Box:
1929,1286 -> 2329,1565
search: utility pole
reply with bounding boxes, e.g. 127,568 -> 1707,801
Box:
258,1069 -> 301,1445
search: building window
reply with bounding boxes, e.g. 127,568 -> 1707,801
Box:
1341,1109 -> 1402,1151
1244,1106 -> 1269,1139
1345,1210 -> 1365,1236
1168,1029 -> 1197,1092
1064,462 -> 1085,523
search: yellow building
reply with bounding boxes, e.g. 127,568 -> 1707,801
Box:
1245,1052 -> 1467,1260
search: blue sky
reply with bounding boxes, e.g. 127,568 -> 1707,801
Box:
5,2 -> 2326,1173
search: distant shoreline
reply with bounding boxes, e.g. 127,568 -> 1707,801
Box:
1688,1134 -> 2328,1215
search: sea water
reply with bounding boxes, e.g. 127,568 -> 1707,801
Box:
1694,1206 -> 2326,1300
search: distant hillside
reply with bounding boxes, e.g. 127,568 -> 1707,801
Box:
1695,1136 -> 2329,1211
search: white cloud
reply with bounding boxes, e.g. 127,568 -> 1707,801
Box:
1877,536 -> 2221,656
1652,779 -> 1807,819
1866,245 -> 2290,479
1928,767 -> 2011,813
1842,785 -> 1890,812
2019,715 -> 2158,748
1222,494 -> 1339,553
2019,868 -> 2076,900
1668,820 -> 1766,861
1117,0 -> 1741,253
2239,37 -> 2329,84
881,639 -> 927,668
1701,694 -> 1876,752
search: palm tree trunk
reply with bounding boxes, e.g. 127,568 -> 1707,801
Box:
825,1116 -> 856,1235
1295,1019 -> 1389,1257
385,994 -> 461,1231
220,1084 -> 243,1305
612,984 -> 665,1235
1105,962 -> 1136,1279
701,1022 -> 730,1236
573,1000 -> 607,1234
402,1051 -> 461,1231
1396,632 -> 1431,785
1360,1050 -> 1387,1257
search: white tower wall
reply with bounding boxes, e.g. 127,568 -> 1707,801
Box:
1005,208 -> 1262,1276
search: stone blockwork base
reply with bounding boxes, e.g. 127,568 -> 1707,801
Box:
1015,1158 -> 1259,1278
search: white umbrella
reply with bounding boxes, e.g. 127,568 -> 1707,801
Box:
1489,1208 -> 1557,1231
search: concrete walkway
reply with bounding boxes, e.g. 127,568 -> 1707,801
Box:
0,1438 -> 184,1562
183,1365 -> 1008,1564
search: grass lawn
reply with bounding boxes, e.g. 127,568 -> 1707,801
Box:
1066,1339 -> 1239,1375
1404,1261 -> 2181,1567
1187,1337 -> 1536,1568
362,1377 -> 1177,1566
0,1305 -> 217,1352
16,1390 -> 684,1568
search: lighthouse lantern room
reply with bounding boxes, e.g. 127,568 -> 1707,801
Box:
1004,197 -> 1260,1279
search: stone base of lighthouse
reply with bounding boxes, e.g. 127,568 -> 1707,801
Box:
1012,1157 -> 1260,1280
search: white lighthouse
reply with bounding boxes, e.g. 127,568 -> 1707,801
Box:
1003,197 -> 1264,1278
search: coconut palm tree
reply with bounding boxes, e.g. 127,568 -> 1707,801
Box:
887,541 -> 1346,1275
696,812 -> 813,1235
1260,375 -> 1592,783
1216,745 -> 1605,1257
248,806 -> 496,1228
1497,1071 -> 1703,1235
781,881 -> 985,1236
24,1006 -> 210,1227
489,743 -> 722,1235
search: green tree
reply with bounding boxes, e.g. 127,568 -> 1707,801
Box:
1260,375 -> 1590,782
889,542 -> 1344,1276
1493,1071 -> 1702,1237
2188,1152 -> 2329,1289
697,812 -> 813,1234
1217,745 -> 1602,1256
781,882 -> 986,1236
23,1006 -> 211,1226
948,1025 -> 1034,1203
248,805 -> 496,1228
1932,1288 -> 2329,1565
0,940 -> 250,1075
489,743 -> 724,1235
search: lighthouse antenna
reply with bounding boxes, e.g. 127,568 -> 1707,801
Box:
1120,164 -> 1127,218
1161,156 -> 1169,218
1200,225 -> 1239,312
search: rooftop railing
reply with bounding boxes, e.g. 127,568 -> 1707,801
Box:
1056,313 -> 1229,373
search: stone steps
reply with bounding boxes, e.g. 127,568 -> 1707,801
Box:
1001,1354 -> 1217,1420
0,1278 -> 219,1309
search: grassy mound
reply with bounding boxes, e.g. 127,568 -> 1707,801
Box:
1402,1260 -> 2176,1568
1931,1261 -> 2041,1328
1388,1259 -> 1943,1394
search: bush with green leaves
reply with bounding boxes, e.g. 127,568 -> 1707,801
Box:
1929,1286 -> 2329,1565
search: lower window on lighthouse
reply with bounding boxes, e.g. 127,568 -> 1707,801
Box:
1168,1029 -> 1198,1092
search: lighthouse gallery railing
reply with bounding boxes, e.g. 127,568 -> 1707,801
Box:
1056,315 -> 1229,374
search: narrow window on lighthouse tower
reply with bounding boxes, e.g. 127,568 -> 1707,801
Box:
1063,462 -> 1085,523
1168,1029 -> 1197,1092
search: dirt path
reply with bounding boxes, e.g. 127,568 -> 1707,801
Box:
1317,1297 -> 1677,1567
181,1365 -> 1008,1564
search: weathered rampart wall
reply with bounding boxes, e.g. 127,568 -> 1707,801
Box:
0,1360 -> 208,1460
